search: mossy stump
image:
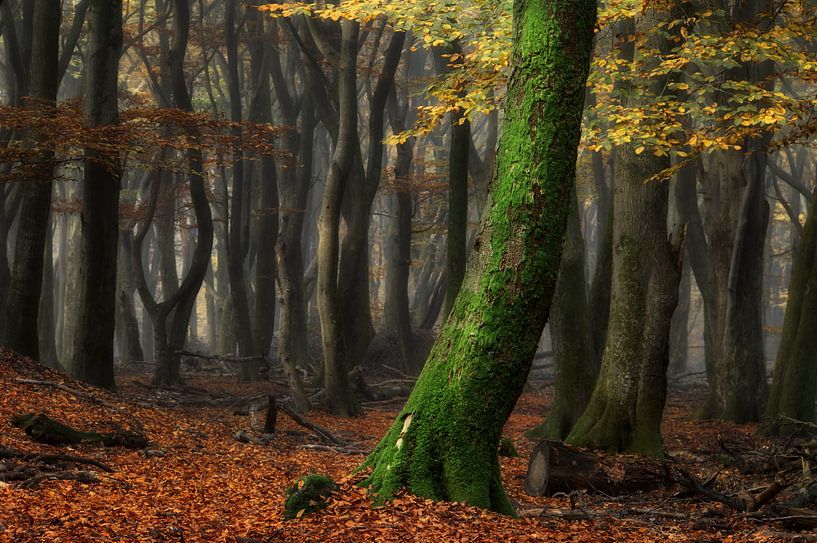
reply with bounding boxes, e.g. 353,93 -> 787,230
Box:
498,437 -> 519,458
284,474 -> 338,520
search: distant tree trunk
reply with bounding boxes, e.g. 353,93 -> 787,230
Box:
247,4 -> 278,363
337,29 -> 405,365
70,0 -> 123,389
224,0 -> 258,380
0,0 -> 59,360
363,0 -> 596,514
529,188 -> 597,441
134,0 -> 213,386
116,231 -> 144,364
566,11 -> 684,457
440,42 -> 469,320
766,181 -> 817,432
272,33 -> 313,412
38,218 -> 59,368
696,1 -> 773,423
318,20 -> 361,417
383,88 -> 416,374
669,257 -> 691,376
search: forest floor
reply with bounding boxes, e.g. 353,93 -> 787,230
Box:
0,349 -> 813,543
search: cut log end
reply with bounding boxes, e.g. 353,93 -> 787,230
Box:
524,440 -> 668,497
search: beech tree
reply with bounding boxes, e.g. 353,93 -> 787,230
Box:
70,0 -> 123,389
362,0 -> 597,514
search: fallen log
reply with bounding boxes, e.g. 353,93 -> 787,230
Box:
11,413 -> 148,449
524,440 -> 669,496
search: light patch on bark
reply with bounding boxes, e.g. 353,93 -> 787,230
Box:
396,414 -> 413,450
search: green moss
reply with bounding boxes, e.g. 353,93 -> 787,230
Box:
283,474 -> 338,520
11,413 -> 148,449
359,0 -> 596,518
498,437 -> 519,458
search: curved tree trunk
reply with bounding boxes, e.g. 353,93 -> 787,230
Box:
133,0 -> 214,386
337,30 -> 405,365
362,0 -> 596,514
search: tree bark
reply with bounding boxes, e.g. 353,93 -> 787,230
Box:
0,0 -> 59,360
362,0 -> 596,514
71,0 -> 122,389
766,174 -> 817,432
566,11 -> 684,456
529,188 -> 597,440
317,20 -> 361,417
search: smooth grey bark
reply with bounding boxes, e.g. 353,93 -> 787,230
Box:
383,82 -> 416,374
317,20 -> 361,417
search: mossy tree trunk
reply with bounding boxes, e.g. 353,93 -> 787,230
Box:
765,184 -> 817,432
362,0 -> 596,515
565,11 -> 684,457
528,188 -> 597,441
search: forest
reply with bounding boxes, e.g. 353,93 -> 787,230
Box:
0,0 -> 816,541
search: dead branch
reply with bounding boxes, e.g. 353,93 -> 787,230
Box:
278,402 -> 345,446
17,470 -> 99,489
0,448 -> 113,472
174,350 -> 265,364
673,467 -> 747,511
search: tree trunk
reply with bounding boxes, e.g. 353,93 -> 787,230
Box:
440,42 -> 470,321
70,0 -> 122,389
362,0 -> 596,514
529,188 -> 596,440
0,0 -> 59,360
383,83 -> 416,374
765,176 -> 817,432
566,12 -> 683,456
317,20 -> 361,417
337,30 -> 405,366
248,3 -> 278,364
224,0 -> 259,380
669,257 -> 691,376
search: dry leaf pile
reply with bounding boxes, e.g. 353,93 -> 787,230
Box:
0,349 -> 807,542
